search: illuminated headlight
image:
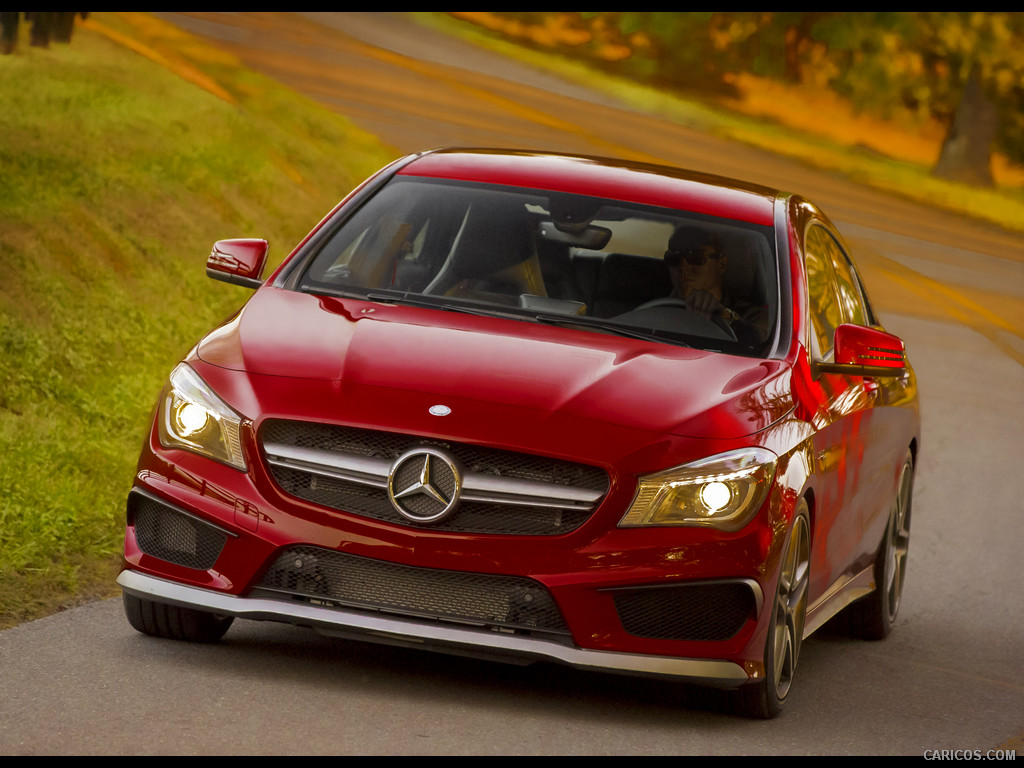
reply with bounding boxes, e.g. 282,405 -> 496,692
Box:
158,363 -> 246,470
619,448 -> 777,530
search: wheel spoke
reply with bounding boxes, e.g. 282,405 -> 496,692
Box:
772,611 -> 793,695
770,513 -> 809,701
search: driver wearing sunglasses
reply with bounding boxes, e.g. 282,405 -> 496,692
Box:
665,226 -> 766,342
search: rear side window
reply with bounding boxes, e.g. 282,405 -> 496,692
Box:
804,223 -> 878,360
803,226 -> 843,359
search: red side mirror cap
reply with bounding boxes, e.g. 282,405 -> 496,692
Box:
207,238 -> 269,288
816,324 -> 907,377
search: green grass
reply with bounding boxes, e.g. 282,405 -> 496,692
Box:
0,14 -> 394,627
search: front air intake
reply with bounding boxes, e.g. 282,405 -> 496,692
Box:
612,581 -> 757,641
254,545 -> 570,638
129,491 -> 228,571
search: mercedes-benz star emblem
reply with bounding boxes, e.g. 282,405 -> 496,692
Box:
387,447 -> 462,524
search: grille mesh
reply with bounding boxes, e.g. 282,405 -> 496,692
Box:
132,495 -> 227,571
261,420 -> 608,535
613,582 -> 756,641
256,545 -> 569,636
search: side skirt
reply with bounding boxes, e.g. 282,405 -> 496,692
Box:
804,564 -> 875,638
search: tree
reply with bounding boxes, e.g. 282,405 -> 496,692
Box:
814,12 -> 1024,186
933,64 -> 1000,185
913,12 -> 1024,185
470,13 -> 1024,184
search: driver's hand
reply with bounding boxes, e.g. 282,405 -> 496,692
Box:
687,290 -> 726,319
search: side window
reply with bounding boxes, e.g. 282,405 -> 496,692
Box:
826,236 -> 870,328
804,226 -> 843,359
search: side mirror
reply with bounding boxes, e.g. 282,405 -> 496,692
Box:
815,324 -> 907,377
206,239 -> 269,289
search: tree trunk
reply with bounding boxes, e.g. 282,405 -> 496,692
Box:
784,13 -> 824,83
933,65 -> 997,186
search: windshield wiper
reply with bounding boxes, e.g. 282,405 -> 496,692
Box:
533,314 -> 690,346
312,288 -> 691,346
365,292 -> 528,320
365,291 -> 444,308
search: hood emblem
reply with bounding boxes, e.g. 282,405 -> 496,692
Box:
428,404 -> 451,416
387,447 -> 462,524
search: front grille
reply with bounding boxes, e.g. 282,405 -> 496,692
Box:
260,420 -> 609,535
130,492 -> 228,571
254,545 -> 570,637
612,581 -> 756,641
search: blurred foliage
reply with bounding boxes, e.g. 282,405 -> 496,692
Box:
465,12 -> 1024,186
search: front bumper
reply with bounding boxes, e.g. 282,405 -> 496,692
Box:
117,568 -> 752,687
124,414 -> 782,689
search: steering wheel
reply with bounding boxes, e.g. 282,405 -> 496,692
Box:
634,297 -> 738,341
636,297 -> 689,311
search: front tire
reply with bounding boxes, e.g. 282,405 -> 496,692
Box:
735,502 -> 810,718
123,592 -> 234,643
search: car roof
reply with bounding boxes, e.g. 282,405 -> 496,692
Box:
396,148 -> 780,226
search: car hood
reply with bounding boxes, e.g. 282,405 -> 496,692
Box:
195,288 -> 792,441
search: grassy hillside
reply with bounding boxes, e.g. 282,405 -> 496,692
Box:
0,12 -> 395,627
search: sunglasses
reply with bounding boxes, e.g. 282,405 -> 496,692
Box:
665,248 -> 722,267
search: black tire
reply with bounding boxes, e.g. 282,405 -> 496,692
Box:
735,502 -> 811,718
848,450 -> 914,640
123,592 -> 234,643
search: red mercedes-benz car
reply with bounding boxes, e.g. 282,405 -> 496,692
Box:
119,149 -> 918,717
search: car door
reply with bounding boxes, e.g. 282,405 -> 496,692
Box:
801,223 -> 878,596
822,227 -> 913,562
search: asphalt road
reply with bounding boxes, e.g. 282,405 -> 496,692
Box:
2,12 -> 1022,756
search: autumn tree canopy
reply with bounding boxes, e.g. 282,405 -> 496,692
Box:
482,12 -> 1024,186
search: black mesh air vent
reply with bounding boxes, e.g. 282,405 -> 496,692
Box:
256,545 -> 569,636
613,581 -> 756,641
131,493 -> 227,571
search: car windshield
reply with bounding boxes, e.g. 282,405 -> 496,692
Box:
298,177 -> 779,356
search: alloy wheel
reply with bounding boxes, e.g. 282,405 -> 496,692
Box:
770,511 -> 810,700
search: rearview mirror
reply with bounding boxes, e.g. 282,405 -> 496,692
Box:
538,222 -> 612,249
815,324 -> 907,377
206,238 -> 269,289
